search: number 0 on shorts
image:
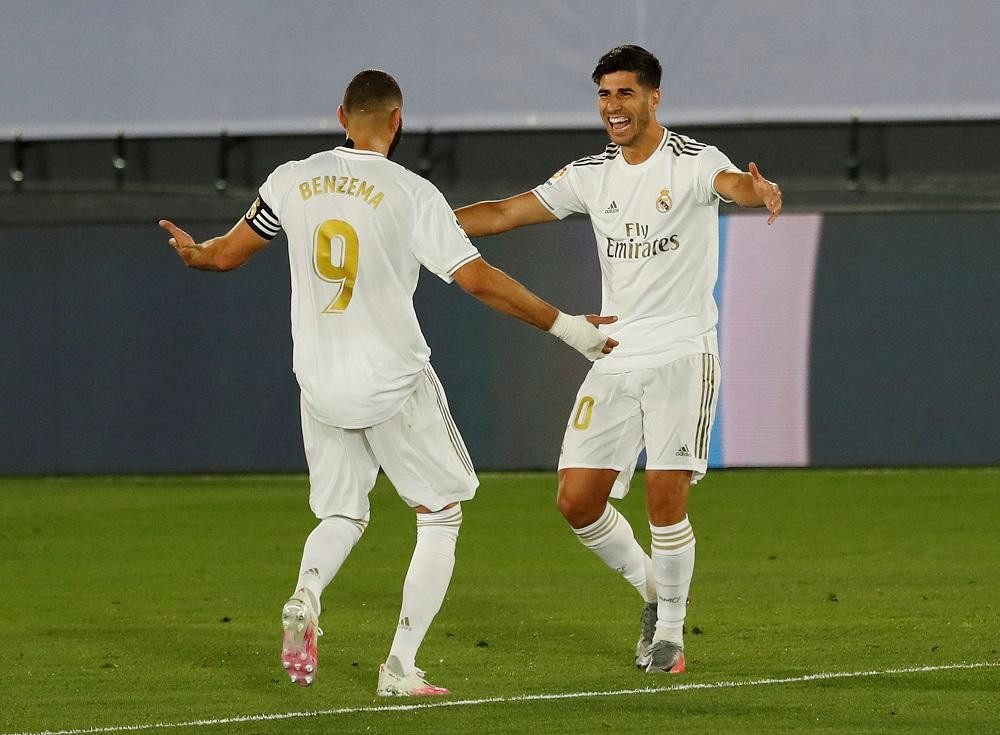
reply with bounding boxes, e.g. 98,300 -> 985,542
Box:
572,395 -> 595,430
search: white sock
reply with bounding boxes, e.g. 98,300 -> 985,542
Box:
573,504 -> 656,603
650,515 -> 696,647
293,514 -> 368,616
387,504 -> 463,675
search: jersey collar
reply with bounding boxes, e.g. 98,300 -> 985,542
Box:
620,126 -> 668,169
335,146 -> 385,158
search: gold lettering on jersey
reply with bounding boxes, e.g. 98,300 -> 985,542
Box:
625,223 -> 649,239
606,222 -> 680,259
296,175 -> 385,208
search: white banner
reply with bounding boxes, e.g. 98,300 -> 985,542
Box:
2,0 -> 998,139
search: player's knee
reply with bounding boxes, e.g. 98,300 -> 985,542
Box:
646,478 -> 690,526
556,484 -> 602,528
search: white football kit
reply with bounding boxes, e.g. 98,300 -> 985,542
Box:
246,144 -> 480,517
532,128 -> 738,491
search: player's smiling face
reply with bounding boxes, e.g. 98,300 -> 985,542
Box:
597,71 -> 659,147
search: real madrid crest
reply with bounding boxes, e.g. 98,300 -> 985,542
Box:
656,188 -> 672,213
246,197 -> 261,219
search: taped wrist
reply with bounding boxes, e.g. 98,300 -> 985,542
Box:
548,311 -> 608,361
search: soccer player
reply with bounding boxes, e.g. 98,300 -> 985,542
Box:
455,45 -> 783,674
159,70 -> 617,696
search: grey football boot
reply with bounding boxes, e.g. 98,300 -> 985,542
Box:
634,601 -> 658,669
645,639 -> 686,673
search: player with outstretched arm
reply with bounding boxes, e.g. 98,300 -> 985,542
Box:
455,45 -> 782,674
160,70 -> 616,696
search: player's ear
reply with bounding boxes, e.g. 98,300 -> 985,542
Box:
389,106 -> 402,133
337,105 -> 348,131
650,88 -> 661,110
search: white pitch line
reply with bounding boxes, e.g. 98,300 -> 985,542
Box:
5,661 -> 997,735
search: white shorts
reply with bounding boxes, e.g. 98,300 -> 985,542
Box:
558,353 -> 721,498
300,365 -> 479,519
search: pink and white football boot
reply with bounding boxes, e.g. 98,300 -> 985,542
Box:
280,590 -> 322,687
376,655 -> 450,697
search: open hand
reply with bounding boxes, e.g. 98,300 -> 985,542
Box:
748,162 -> 782,225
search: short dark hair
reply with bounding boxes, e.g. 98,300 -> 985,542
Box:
343,69 -> 402,114
591,45 -> 662,89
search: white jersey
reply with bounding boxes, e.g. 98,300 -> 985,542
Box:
246,144 -> 480,429
532,127 -> 738,373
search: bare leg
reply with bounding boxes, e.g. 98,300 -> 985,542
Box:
558,468 -> 656,602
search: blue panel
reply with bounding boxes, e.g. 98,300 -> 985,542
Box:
708,215 -> 727,468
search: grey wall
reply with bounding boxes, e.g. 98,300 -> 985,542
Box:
4,1 -> 1000,139
0,218 -> 601,473
810,213 -> 1000,466
2,211 -> 998,474
0,223 -> 301,472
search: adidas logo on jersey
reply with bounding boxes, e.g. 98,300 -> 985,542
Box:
675,445 -> 691,457
604,201 -> 619,214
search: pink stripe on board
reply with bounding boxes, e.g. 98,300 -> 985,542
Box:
719,213 -> 822,466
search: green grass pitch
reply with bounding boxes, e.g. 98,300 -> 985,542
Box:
1,469 -> 998,734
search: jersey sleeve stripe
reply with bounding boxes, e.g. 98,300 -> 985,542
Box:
445,252 -> 481,276
665,133 -> 709,158
681,143 -> 707,157
532,187 -> 559,214
570,144 -> 619,167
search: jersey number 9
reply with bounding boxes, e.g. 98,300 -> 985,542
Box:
313,219 -> 359,313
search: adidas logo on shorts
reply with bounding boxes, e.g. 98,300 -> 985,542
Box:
675,445 -> 691,457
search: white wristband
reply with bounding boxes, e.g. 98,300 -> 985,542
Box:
548,311 -> 610,361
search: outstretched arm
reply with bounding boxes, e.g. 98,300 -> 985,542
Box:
713,162 -> 783,225
454,191 -> 558,237
158,218 -> 270,271
452,257 -> 618,360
